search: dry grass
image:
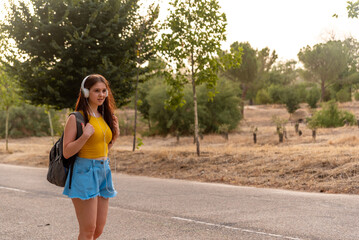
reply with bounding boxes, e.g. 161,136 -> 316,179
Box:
2,102 -> 359,194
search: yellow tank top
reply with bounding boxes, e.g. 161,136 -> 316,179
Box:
78,115 -> 112,159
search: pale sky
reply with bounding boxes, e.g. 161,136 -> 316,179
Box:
154,0 -> 359,62
2,0 -> 359,62
220,0 -> 359,61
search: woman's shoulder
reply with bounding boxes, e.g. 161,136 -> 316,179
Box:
66,114 -> 77,123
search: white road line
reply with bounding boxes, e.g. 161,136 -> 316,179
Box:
0,186 -> 28,193
172,216 -> 302,240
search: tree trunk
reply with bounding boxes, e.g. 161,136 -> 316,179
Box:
240,84 -> 249,116
295,122 -> 299,134
47,110 -> 54,144
253,133 -> 257,144
321,80 -> 325,102
191,53 -> 200,156
132,58 -> 140,152
279,133 -> 283,143
312,129 -> 316,141
5,106 -> 9,152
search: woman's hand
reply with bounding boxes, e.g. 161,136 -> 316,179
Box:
113,115 -> 120,138
81,122 -> 95,139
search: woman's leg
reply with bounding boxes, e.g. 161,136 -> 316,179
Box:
94,197 -> 109,239
72,197 -> 98,240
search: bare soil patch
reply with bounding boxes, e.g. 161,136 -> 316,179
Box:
1,103 -> 359,194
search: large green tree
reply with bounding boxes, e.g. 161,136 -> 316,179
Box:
220,42 -> 277,112
267,60 -> 298,87
247,47 -> 278,103
298,40 -> 348,101
158,0 -> 227,156
0,0 -> 159,109
222,42 -> 257,102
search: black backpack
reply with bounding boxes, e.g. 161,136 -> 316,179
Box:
47,112 -> 84,189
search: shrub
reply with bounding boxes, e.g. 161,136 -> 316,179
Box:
336,88 -> 351,103
310,100 -> 356,128
0,104 -> 63,138
294,83 -> 307,103
146,84 -> 194,135
306,86 -> 321,108
199,80 -> 242,133
281,86 -> 300,114
268,84 -> 285,103
146,79 -> 242,135
354,92 -> 359,101
255,89 -> 272,104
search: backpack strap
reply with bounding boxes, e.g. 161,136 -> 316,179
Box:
68,111 -> 85,189
72,111 -> 85,139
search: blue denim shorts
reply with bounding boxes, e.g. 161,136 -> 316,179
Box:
63,157 -> 117,200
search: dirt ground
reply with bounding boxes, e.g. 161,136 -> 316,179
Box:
2,102 -> 359,194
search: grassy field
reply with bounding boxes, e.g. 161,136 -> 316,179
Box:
1,102 -> 359,194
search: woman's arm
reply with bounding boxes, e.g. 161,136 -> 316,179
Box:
62,115 -> 94,159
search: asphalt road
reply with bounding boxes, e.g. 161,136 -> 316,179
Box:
1,163 -> 359,240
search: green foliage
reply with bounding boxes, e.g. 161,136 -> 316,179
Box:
0,104 -> 63,138
145,79 -> 241,135
306,86 -> 321,108
218,45 -> 242,73
137,76 -> 163,122
199,80 -> 242,133
336,88 -> 352,103
281,86 -> 300,114
218,124 -> 230,134
158,0 -> 227,109
136,137 -> 143,149
147,84 -> 194,135
0,66 -> 21,110
354,91 -> 359,101
294,83 -> 308,103
348,1 -> 359,18
1,0 -> 159,109
268,84 -> 285,103
255,88 -> 272,104
298,40 -> 349,101
222,42 -> 257,84
309,101 -> 356,128
268,60 -> 298,86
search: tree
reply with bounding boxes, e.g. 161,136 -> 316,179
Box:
137,59 -> 166,131
281,86 -> 300,116
158,0 -> 226,156
333,37 -> 359,98
221,43 -> 277,112
221,42 -> 257,109
0,67 -> 20,151
247,47 -> 277,103
306,86 -> 321,108
144,78 -> 241,136
298,41 -> 348,101
267,60 -> 298,87
0,0 -> 159,109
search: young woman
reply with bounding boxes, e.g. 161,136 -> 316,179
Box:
62,74 -> 119,240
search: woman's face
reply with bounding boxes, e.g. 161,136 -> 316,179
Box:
88,81 -> 107,106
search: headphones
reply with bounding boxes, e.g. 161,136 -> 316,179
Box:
81,75 -> 108,98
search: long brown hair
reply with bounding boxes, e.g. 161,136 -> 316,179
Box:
75,74 -> 117,138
